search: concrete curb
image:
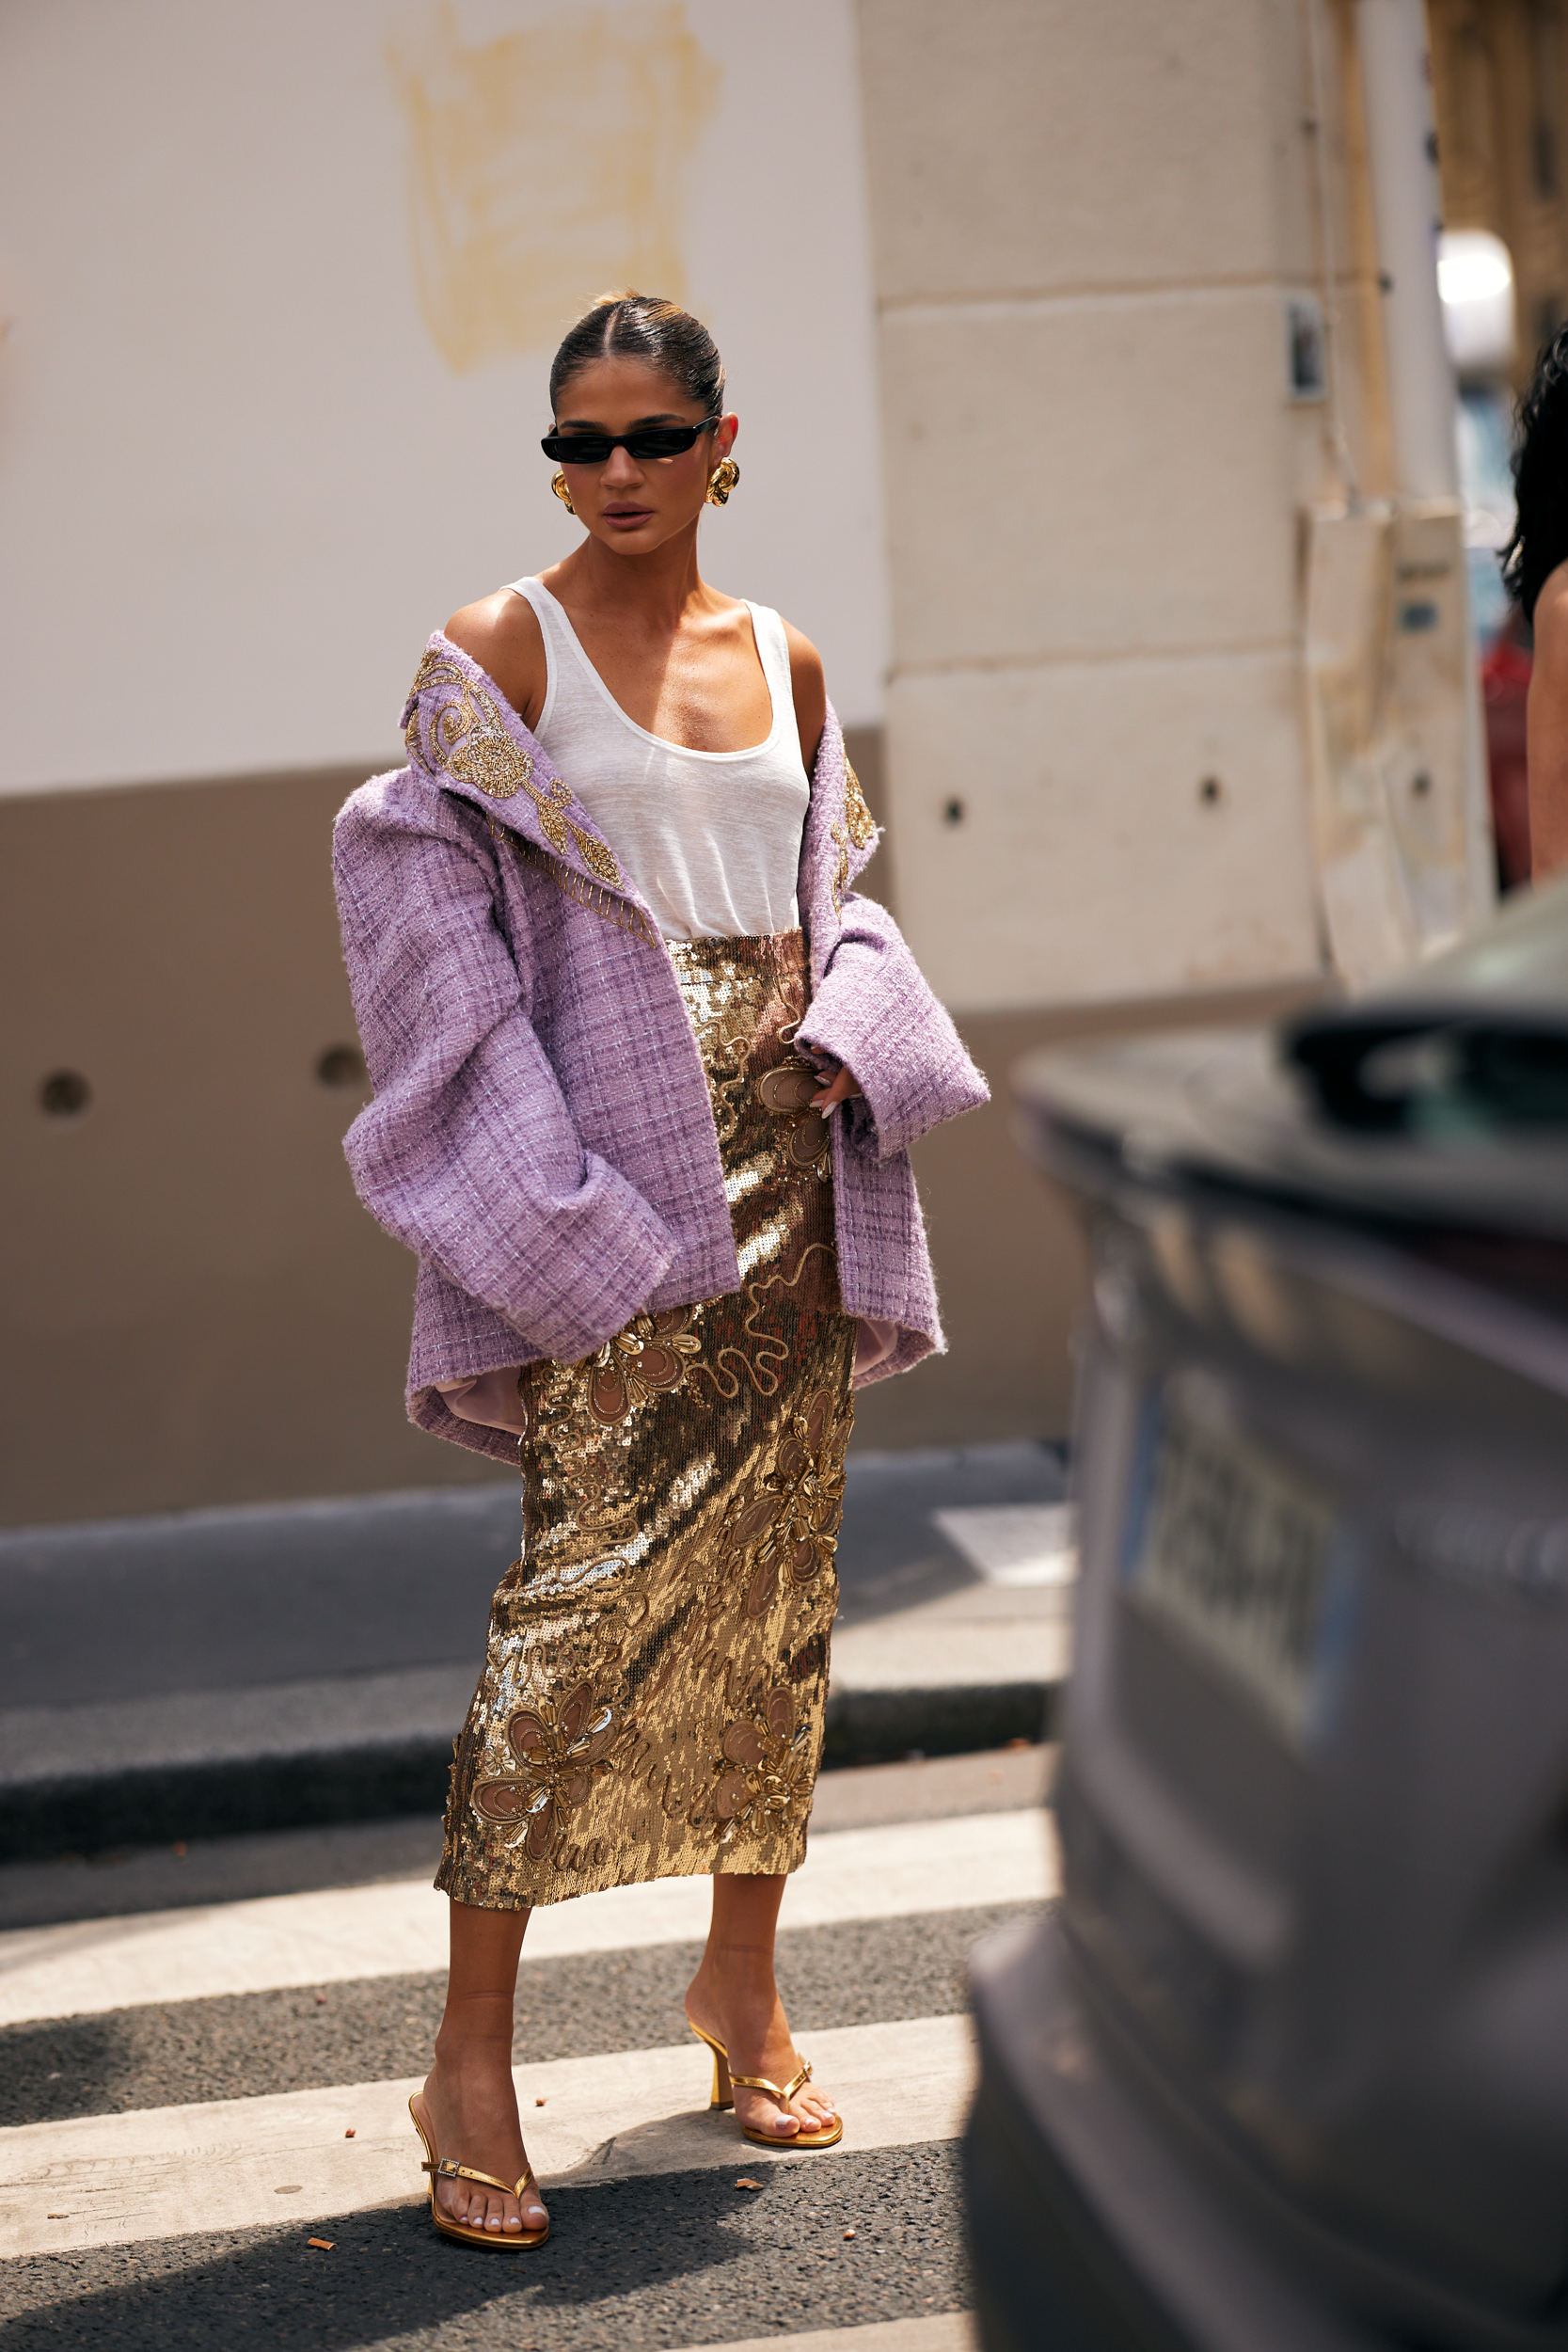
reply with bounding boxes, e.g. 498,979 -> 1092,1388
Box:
0,1452 -> 1071,1863
0,1680 -> 1062,1864
822,1680 -> 1060,1768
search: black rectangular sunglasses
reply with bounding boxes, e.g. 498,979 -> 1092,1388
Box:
540,415 -> 721,465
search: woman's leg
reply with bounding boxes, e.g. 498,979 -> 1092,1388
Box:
413,1899 -> 548,2236
684,1873 -> 838,2140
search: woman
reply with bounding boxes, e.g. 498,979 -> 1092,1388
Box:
333,293 -> 988,2250
1504,322 -> 1568,877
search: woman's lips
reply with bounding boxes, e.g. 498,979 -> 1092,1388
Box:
604,504 -> 653,524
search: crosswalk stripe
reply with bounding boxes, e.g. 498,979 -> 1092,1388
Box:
934,1501 -> 1076,1586
0,2011 -> 973,2259
828,1595 -> 1069,1689
671,2316 -> 975,2352
0,1809 -> 1055,2026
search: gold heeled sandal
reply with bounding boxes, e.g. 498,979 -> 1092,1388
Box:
686,2016 -> 845,2150
408,2093 -> 549,2249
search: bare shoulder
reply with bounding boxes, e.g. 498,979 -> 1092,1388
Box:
780,618 -> 827,773
442,588 -> 547,729
1533,563 -> 1568,685
780,617 -> 825,693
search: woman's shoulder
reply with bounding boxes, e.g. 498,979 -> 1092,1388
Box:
723,593 -> 819,674
442,585 -> 546,728
773,612 -> 822,676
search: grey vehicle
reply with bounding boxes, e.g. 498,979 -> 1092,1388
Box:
968,882 -> 1568,2351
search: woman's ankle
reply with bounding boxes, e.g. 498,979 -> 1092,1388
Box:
697,1946 -> 778,1991
431,2023 -> 515,2074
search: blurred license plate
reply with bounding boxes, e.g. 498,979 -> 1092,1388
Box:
1126,1406 -> 1339,1746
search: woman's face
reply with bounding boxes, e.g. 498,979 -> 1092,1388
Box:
551,355 -> 736,555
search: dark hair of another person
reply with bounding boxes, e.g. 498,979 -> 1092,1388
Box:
548,292 -> 724,422
1503,321 -> 1568,622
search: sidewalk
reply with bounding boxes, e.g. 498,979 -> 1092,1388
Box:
0,1444 -> 1071,1863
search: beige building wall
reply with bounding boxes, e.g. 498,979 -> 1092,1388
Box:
0,0 -> 889,792
848,0 -> 1394,1454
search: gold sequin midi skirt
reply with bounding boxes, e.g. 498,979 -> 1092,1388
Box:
436,930 -> 857,1911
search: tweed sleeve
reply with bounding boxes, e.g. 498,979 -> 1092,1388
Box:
332,783 -> 675,1363
795,888 -> 990,1162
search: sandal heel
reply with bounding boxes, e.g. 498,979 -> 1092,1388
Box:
686,2014 -> 736,2111
710,2047 -> 733,2110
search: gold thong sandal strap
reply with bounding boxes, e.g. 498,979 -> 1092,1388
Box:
424,2155 -> 536,2199
729,2058 -> 812,2104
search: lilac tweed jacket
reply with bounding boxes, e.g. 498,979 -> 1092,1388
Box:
332,632 -> 989,1463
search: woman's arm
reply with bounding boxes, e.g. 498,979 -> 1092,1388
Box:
784,618 -> 828,779
782,619 -> 849,1108
1529,563 -> 1568,880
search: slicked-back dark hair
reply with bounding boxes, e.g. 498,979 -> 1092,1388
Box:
549,292 -> 725,422
1503,322 -> 1568,621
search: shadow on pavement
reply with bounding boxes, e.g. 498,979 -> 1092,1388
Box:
0,2146 -> 966,2351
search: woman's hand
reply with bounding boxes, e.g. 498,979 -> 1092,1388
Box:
810,1061 -> 863,1109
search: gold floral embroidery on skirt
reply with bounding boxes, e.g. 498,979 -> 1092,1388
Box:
436,930 -> 856,1911
586,1307 -> 704,1426
470,1680 -> 625,1860
708,1684 -> 815,1844
758,1053 -> 832,1181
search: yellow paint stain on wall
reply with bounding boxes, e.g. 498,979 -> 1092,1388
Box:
389,2 -> 721,376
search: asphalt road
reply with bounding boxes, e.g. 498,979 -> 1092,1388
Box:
0,2145 -> 966,2350
0,1751 -> 1052,2350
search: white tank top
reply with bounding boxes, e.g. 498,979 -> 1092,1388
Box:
507,578 -> 810,941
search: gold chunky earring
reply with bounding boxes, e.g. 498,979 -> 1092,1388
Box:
550,469 -> 576,516
705,458 -> 739,507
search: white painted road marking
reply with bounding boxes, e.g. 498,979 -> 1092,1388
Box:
672,2318 -> 976,2352
0,2012 -> 974,2258
828,1586 -> 1070,1691
934,1502 -> 1077,1587
0,1809 -> 1056,2026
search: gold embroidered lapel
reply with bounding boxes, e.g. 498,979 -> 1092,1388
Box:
405,646 -> 626,895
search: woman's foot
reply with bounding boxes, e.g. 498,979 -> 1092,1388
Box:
415,2046 -> 548,2237
684,1957 -> 838,2143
